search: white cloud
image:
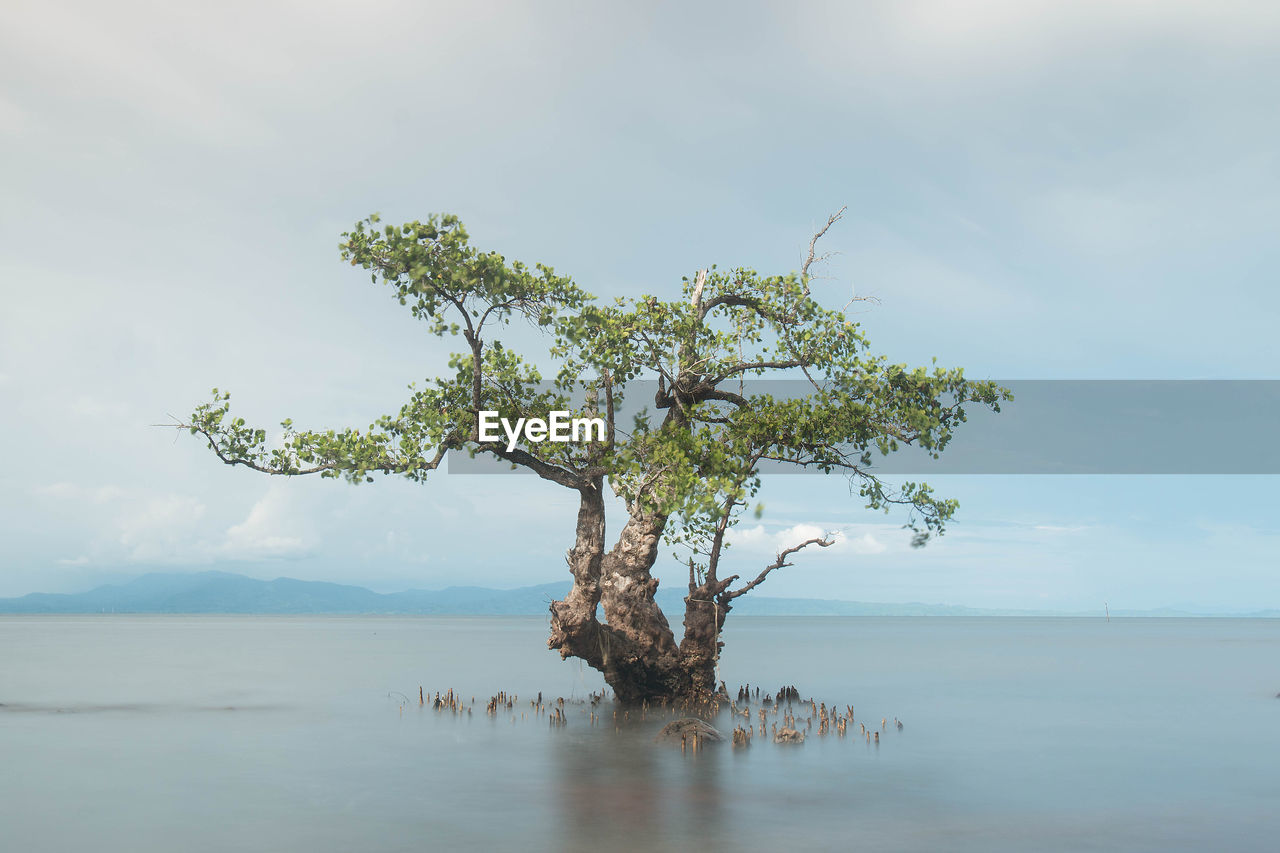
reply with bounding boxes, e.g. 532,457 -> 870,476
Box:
733,524 -> 769,547
117,493 -> 208,561
734,522 -> 865,555
221,484 -> 312,560
776,523 -> 833,549
846,532 -> 888,555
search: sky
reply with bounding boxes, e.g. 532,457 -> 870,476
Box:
1,0 -> 1278,611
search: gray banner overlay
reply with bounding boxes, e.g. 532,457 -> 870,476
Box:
447,380 -> 1280,475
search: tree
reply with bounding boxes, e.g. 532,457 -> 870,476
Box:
177,210 -> 1009,704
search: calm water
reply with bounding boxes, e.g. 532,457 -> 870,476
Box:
2,615 -> 1277,852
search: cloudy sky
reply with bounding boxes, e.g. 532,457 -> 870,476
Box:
2,0 -> 1277,611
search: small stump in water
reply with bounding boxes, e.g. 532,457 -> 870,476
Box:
773,726 -> 805,744
655,718 -> 724,748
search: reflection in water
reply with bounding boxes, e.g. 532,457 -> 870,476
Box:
551,714 -> 725,853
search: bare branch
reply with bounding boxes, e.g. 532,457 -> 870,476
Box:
690,268 -> 708,312
840,292 -> 881,314
726,536 -> 834,600
800,206 -> 847,294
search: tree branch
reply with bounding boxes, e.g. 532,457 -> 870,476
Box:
800,206 -> 846,293
704,493 -> 741,584
480,443 -> 587,490
726,536 -> 834,600
689,268 -> 708,312
708,359 -> 806,385
699,293 -> 777,323
170,423 -> 449,479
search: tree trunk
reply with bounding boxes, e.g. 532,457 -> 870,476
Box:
548,493 -> 723,705
596,509 -> 685,703
547,479 -> 608,670
678,578 -> 733,698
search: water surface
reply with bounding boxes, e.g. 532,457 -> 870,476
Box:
2,615 -> 1276,851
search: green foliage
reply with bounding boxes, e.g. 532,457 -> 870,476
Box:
185,213 -> 1010,556
342,213 -> 588,335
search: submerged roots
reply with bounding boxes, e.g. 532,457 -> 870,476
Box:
410,682 -> 905,751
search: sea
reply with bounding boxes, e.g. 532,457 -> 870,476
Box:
2,615 -> 1276,852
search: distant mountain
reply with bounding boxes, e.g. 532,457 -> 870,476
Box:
0,571 -> 1274,617
0,572 -> 569,615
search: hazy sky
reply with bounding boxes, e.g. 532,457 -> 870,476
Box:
2,0 -> 1278,610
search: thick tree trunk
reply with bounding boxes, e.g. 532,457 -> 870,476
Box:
548,478 -> 610,671
596,509 -> 686,703
548,492 -> 724,705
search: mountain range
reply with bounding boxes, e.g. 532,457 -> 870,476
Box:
1,571 -> 1276,617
